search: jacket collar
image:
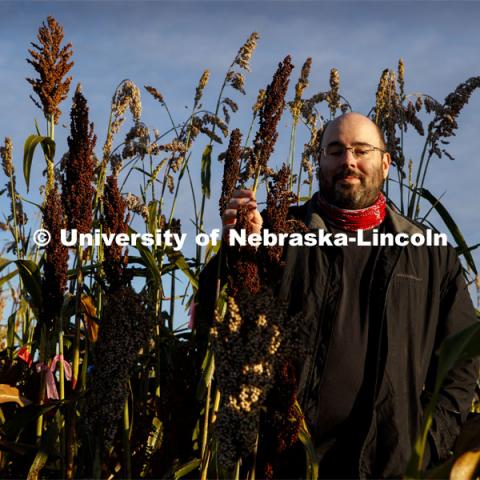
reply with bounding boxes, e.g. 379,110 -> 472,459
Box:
305,191 -> 423,235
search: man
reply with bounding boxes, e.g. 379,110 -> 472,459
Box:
202,112 -> 479,478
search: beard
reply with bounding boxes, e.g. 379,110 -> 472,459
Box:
318,165 -> 385,209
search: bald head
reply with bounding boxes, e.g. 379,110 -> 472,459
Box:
321,112 -> 386,151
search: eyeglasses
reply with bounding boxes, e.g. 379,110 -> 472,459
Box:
320,143 -> 386,160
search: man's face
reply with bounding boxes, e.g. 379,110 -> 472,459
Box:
318,113 -> 391,209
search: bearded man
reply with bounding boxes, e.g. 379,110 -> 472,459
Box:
198,112 -> 479,478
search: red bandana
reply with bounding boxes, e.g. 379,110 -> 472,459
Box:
316,192 -> 387,231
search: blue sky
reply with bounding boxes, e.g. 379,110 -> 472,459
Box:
0,1 -> 479,320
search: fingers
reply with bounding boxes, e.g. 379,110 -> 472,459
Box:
226,195 -> 257,211
222,189 -> 257,227
222,189 -> 263,240
222,207 -> 259,227
231,189 -> 256,200
250,209 -> 263,229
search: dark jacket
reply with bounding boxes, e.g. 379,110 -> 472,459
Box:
196,194 -> 479,479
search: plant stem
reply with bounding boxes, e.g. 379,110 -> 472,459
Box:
201,379 -> 212,463
169,271 -> 175,330
408,130 -> 430,218
122,396 -> 132,479
72,245 -> 84,390
287,120 -> 297,191
36,326 -> 47,442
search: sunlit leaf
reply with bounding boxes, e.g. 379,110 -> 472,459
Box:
80,294 -> 99,342
196,347 -> 214,401
165,247 -> 199,290
0,384 -> 32,407
450,450 -> 480,480
26,419 -> 59,480
128,226 -> 161,286
173,458 -> 200,479
295,401 -> 319,480
0,258 -> 12,273
0,269 -> 18,288
26,449 -> 48,480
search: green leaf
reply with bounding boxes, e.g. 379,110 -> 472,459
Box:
148,201 -> 158,236
455,243 -> 480,256
418,188 -> 477,274
295,401 -> 319,480
26,418 -> 59,480
201,144 -> 213,199
434,321 -> 480,393
0,258 -> 12,273
27,449 -> 49,480
23,135 -> 56,192
195,347 -> 214,401
165,247 -> 199,290
407,321 -> 480,477
7,312 -> 15,352
0,269 -> 18,287
15,259 -> 42,314
128,227 -> 161,286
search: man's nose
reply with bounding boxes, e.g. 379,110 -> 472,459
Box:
338,148 -> 357,167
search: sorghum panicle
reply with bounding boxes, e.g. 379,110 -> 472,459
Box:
233,32 -> 260,72
194,70 -> 210,109
26,16 -> 74,124
290,57 -> 312,122
102,175 -> 130,289
252,55 -> 294,179
62,84 -> 96,234
0,137 -> 13,178
219,129 -> 242,218
327,68 -> 341,117
41,185 -> 68,328
85,285 -> 151,447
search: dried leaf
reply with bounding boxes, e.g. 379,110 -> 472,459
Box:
0,384 -> 32,406
81,294 -> 99,342
450,450 -> 480,480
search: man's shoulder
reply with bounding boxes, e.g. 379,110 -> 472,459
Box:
385,203 -> 429,235
287,201 -> 310,222
386,203 -> 462,276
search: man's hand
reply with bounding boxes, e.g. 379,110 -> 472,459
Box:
222,189 -> 263,241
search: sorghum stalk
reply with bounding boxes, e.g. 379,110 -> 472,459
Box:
201,379 -> 212,463
36,326 -> 47,442
200,449 -> 212,480
408,133 -> 430,218
71,244 -> 83,390
169,272 -> 175,330
289,58 -> 312,192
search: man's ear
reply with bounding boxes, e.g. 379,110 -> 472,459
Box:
382,152 -> 392,180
